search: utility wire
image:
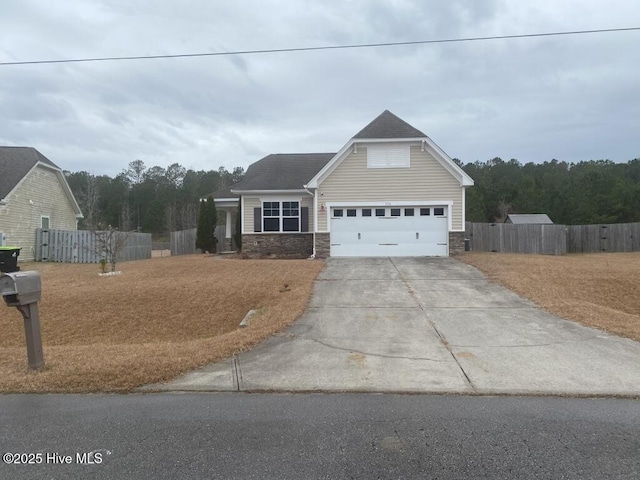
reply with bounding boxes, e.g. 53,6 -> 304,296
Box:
1,26 -> 639,66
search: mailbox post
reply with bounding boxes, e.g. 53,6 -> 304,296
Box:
0,271 -> 44,370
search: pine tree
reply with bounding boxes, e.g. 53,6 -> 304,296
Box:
195,196 -> 217,253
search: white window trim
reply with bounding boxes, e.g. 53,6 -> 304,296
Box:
259,196 -> 302,234
41,215 -> 50,229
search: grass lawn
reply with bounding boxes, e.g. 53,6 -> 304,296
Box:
459,252 -> 640,343
0,255 -> 324,393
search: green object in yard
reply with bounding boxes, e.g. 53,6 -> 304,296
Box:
0,247 -> 21,273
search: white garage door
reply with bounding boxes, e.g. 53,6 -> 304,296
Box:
330,206 -> 448,257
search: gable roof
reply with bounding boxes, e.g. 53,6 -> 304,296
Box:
0,146 -> 60,199
352,110 -> 427,139
307,111 -> 474,188
0,146 -> 83,217
228,110 -> 473,193
231,153 -> 334,192
505,214 -> 553,224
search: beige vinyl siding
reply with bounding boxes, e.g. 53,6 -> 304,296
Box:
317,146 -> 464,231
0,166 -> 79,261
242,195 -> 314,233
243,197 -> 261,233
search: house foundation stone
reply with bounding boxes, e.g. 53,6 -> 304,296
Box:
449,231 -> 465,255
314,233 -> 330,258
242,233 -> 313,258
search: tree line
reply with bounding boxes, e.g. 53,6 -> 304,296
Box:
65,157 -> 640,236
65,160 -> 244,237
461,158 -> 640,224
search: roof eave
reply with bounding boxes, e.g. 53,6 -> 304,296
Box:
352,136 -> 429,143
306,141 -> 355,189
230,189 -> 312,195
210,197 -> 239,202
421,138 -> 474,187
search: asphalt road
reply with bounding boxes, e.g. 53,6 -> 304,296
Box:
1,393 -> 639,479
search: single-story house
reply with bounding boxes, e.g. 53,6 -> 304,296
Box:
213,110 -> 474,258
0,147 -> 83,261
505,214 -> 553,225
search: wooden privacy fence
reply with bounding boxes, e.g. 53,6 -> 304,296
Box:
567,223 -> 640,253
466,222 -> 567,255
170,228 -> 197,256
35,229 -> 152,263
466,222 -> 640,255
170,226 -> 227,256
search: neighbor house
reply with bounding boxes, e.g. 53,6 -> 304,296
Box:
505,214 -> 553,225
212,110 -> 474,258
0,147 -> 83,261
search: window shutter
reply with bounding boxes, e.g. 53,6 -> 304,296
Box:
367,145 -> 410,168
253,207 -> 262,232
301,207 -> 309,232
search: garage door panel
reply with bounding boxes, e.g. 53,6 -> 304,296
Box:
330,207 -> 448,257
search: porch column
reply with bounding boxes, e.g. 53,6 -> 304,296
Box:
225,210 -> 232,239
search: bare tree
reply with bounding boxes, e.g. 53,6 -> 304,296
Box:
119,202 -> 134,232
165,204 -> 177,233
495,200 -> 513,223
178,203 -> 198,230
94,225 -> 128,273
82,175 -> 100,229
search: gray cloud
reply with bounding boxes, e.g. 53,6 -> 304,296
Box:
1,0 -> 639,176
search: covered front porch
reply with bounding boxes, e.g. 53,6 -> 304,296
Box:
212,194 -> 240,253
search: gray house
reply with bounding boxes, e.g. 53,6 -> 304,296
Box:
213,110 -> 474,258
0,147 -> 83,261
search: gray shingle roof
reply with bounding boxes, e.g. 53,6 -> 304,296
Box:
352,110 -> 427,139
209,186 -> 239,200
0,147 -> 60,199
231,153 -> 335,191
219,111 -> 428,193
505,214 -> 554,224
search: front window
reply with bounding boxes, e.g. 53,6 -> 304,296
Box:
263,201 -> 300,232
282,201 -> 300,231
263,202 -> 280,232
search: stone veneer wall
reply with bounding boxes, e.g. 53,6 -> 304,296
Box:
314,233 -> 330,258
219,238 -> 235,252
449,232 -> 466,255
242,233 -> 313,258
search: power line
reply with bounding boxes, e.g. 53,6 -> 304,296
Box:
1,26 -> 639,66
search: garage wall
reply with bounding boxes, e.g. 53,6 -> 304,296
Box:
317,146 -> 464,231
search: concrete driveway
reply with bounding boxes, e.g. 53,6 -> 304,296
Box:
147,257 -> 640,396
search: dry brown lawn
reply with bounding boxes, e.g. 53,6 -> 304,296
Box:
459,252 -> 640,342
0,255 -> 324,393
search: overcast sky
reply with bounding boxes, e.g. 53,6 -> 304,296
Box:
1,0 -> 639,177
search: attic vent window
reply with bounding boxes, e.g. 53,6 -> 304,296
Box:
367,145 -> 410,168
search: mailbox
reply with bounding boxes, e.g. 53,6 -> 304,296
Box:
0,270 -> 44,369
0,271 -> 41,306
